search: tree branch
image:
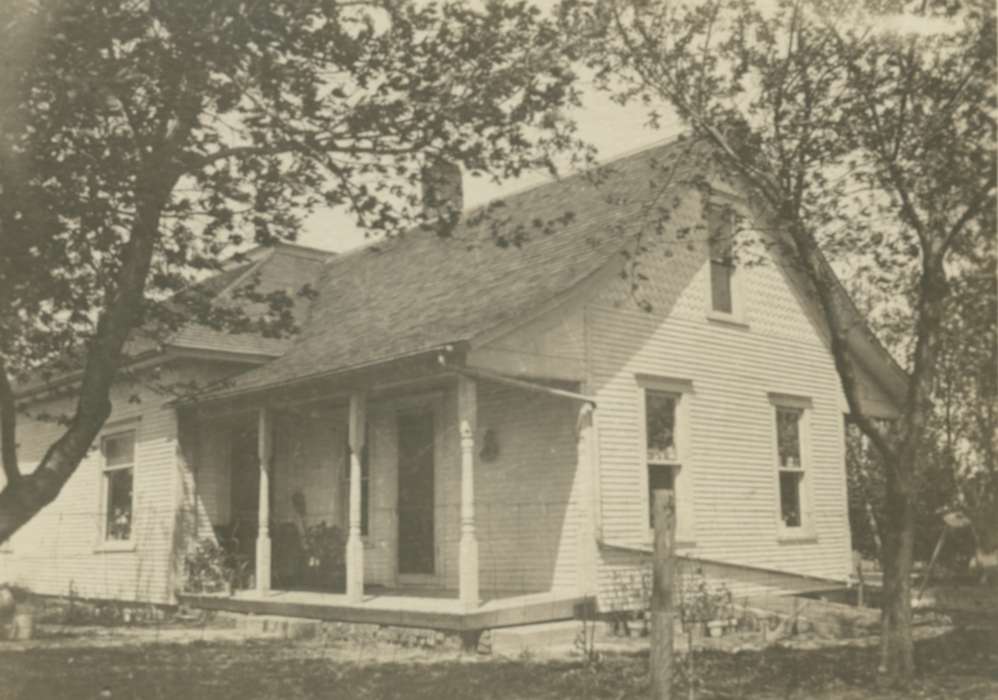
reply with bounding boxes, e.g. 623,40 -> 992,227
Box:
0,358 -> 19,484
942,178 -> 996,254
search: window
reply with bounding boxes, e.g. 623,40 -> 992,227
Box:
101,431 -> 135,542
344,434 -> 370,536
775,406 -> 805,529
708,207 -> 736,314
644,389 -> 680,529
638,376 -> 695,542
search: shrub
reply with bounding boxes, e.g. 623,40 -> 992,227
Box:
183,538 -> 247,594
302,522 -> 346,591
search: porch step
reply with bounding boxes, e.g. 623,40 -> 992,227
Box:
490,620 -> 588,656
225,613 -> 322,640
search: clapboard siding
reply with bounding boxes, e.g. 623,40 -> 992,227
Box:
586,198 -> 857,607
474,383 -> 582,595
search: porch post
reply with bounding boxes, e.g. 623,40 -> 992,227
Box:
575,401 -> 597,597
346,391 -> 367,603
256,407 -> 272,594
457,376 -> 479,610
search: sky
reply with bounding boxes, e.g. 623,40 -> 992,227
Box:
297,86 -> 681,253
293,0 -> 953,255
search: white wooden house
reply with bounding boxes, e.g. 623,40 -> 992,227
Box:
0,140 -> 904,630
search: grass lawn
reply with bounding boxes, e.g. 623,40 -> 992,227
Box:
0,628 -> 994,700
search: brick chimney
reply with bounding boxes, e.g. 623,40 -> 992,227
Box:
421,159 -> 463,232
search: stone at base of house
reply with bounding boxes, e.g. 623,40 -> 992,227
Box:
221,613 -> 467,651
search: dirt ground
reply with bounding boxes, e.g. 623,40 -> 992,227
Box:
0,626 -> 994,699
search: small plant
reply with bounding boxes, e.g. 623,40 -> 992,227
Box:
302,522 -> 346,591
183,538 -> 247,594
574,601 -> 602,666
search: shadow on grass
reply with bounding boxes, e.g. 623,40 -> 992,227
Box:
0,628 -> 994,700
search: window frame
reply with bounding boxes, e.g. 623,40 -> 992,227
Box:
637,375 -> 695,545
768,394 -> 816,541
705,203 -> 748,326
97,426 -> 137,551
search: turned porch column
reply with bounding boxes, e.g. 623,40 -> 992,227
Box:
256,407 -> 272,593
346,391 -> 367,602
575,401 -> 598,597
457,376 -> 479,610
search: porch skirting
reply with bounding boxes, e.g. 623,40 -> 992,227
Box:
177,589 -> 591,632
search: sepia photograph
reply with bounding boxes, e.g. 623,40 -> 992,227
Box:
0,0 -> 994,698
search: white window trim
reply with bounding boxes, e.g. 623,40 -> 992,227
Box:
95,425 -> 138,553
705,204 -> 749,327
637,375 -> 695,546
768,393 -> 817,542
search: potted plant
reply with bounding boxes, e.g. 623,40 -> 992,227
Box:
681,574 -> 735,638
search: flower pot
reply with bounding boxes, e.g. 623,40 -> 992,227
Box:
10,611 -> 33,640
707,620 -> 725,638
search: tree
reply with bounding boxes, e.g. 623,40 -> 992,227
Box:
564,0 -> 996,686
0,0 -> 584,541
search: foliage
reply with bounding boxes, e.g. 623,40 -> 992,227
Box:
183,537 -> 246,594
846,421 -> 978,571
302,521 -> 346,590
0,0 -> 587,540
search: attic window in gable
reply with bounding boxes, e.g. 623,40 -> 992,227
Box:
708,206 -> 736,315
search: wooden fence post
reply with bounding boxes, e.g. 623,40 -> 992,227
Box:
651,489 -> 675,700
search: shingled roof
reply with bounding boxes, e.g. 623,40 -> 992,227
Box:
163,243 -> 330,358
193,137 -> 703,401
15,243 -> 331,398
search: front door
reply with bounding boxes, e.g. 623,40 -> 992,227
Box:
397,412 -> 435,576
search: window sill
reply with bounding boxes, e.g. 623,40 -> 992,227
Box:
94,540 -> 137,553
707,311 -> 749,329
777,530 -> 817,544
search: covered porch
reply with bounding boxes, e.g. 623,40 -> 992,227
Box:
177,352 -> 597,626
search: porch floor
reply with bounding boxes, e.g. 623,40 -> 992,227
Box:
179,587 -> 590,632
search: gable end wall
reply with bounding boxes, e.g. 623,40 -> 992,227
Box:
585,196 -> 858,606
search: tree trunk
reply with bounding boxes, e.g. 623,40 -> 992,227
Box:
0,175 -> 171,542
877,456 -> 916,684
